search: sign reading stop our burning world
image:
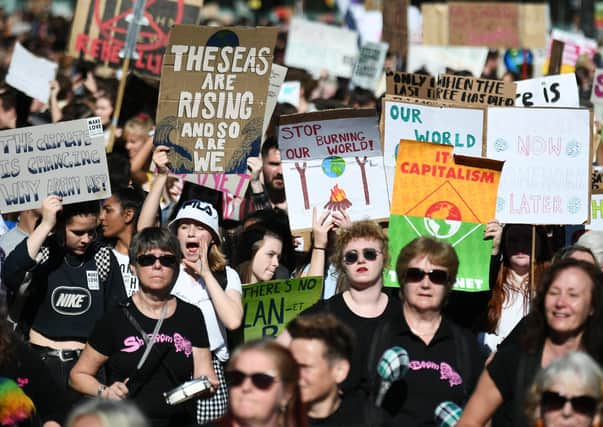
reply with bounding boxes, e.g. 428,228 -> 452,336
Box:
154,25 -> 278,174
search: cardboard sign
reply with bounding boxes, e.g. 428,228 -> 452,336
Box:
181,173 -> 250,198
449,2 -> 519,47
382,97 -> 486,200
407,45 -> 489,78
284,18 -> 358,79
391,141 -> 502,223
382,0 -> 408,59
516,74 -> 579,107
0,118 -> 111,213
262,63 -> 288,139
351,41 -> 389,92
486,107 -> 591,224
436,74 -> 516,107
279,109 -> 389,231
543,29 -> 598,74
385,71 -> 436,99
385,216 -> 492,292
6,43 -> 57,103
591,69 -> 603,105
587,194 -> 603,230
593,166 -> 603,192
67,0 -> 203,77
154,25 -> 277,174
242,276 -> 323,341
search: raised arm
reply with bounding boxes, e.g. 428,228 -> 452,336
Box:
26,195 -> 62,260
137,145 -> 170,231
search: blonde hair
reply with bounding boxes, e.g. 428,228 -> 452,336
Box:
123,113 -> 153,141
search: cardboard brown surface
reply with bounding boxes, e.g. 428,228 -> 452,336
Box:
421,3 -> 448,45
67,0 -> 203,78
449,2 -> 519,48
436,74 -> 516,107
519,4 -> 548,49
154,25 -> 277,174
382,0 -> 409,59
385,71 -> 437,99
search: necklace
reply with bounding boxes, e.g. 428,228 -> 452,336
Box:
64,254 -> 85,268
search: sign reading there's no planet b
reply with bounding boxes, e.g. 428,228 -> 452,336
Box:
155,25 -> 278,175
0,118 -> 111,213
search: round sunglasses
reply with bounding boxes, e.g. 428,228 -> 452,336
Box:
541,390 -> 598,416
343,248 -> 382,264
136,254 -> 179,268
225,370 -> 278,390
404,267 -> 449,285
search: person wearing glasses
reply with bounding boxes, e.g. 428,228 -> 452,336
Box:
369,237 -> 484,427
216,339 -> 306,427
525,351 -> 602,427
280,220 -> 400,399
457,259 -> 603,427
2,195 -> 126,402
70,227 -> 218,427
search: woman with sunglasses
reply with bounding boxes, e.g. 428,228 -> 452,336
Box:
457,259 -> 603,427
525,351 -> 602,427
280,220 -> 400,399
369,237 -> 484,426
70,227 -> 218,427
215,339 -> 306,427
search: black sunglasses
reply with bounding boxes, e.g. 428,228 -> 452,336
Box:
136,254 -> 179,268
405,267 -> 449,285
343,248 -> 382,264
541,391 -> 598,416
225,370 -> 277,390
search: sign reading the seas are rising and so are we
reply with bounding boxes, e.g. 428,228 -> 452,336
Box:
0,118 -> 111,213
154,25 -> 277,175
242,276 -> 323,342
382,96 -> 485,201
515,74 -> 580,107
279,109 -> 390,232
486,107 -> 591,224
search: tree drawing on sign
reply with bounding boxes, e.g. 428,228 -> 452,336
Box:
295,162 -> 310,209
324,184 -> 352,211
355,156 -> 370,205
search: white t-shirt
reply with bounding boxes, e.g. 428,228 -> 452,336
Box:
171,265 -> 242,361
112,249 -> 139,297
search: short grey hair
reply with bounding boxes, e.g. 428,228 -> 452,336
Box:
129,227 -> 182,263
525,351 -> 603,423
66,399 -> 149,427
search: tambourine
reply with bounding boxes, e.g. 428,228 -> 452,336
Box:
163,376 -> 213,406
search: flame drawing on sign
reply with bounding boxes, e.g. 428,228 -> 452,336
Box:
324,184 -> 352,212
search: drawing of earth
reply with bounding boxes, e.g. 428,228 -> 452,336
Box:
424,218 -> 462,239
321,156 -> 346,177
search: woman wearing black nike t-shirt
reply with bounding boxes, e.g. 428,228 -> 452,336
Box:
281,220 -> 400,397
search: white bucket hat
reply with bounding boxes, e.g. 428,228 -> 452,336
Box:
169,200 -> 220,243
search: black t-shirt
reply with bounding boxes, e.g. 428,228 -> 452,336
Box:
375,315 -> 484,427
88,298 -> 210,427
308,394 -> 390,427
303,293 -> 401,395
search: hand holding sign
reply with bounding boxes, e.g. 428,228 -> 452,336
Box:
41,195 -> 63,229
312,207 -> 334,249
153,145 -> 171,175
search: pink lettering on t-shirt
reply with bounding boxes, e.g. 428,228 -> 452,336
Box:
408,359 -> 463,388
122,336 -> 144,353
173,333 -> 192,357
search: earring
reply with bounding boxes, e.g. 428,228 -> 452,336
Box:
279,401 -> 288,413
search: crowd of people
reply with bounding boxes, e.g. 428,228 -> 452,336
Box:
1,2 -> 603,427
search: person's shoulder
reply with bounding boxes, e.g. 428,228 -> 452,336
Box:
302,293 -> 344,315
176,297 -> 205,315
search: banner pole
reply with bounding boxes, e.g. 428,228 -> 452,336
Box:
530,224 -> 536,297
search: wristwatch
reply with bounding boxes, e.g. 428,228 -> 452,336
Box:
97,385 -> 107,397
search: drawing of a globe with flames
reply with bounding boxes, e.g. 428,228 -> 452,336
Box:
321,156 -> 346,177
423,202 -> 462,239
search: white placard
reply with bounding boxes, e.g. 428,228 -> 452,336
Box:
351,41 -> 389,92
279,110 -> 389,231
284,17 -> 359,78
383,99 -> 485,200
486,107 -> 591,224
591,69 -> 603,105
6,42 -> 58,103
0,118 -> 111,213
407,45 -> 488,78
278,81 -> 301,108
587,194 -> 603,230
515,74 -> 579,107
262,63 -> 288,139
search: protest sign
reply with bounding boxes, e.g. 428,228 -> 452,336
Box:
382,97 -> 485,200
284,18 -> 359,79
351,41 -> 389,93
436,74 -> 516,107
587,194 -> 603,230
543,29 -> 597,74
449,2 -> 519,47
519,4 -> 548,49
384,216 -> 493,291
591,69 -> 603,105
181,173 -> 250,199
486,107 -> 591,224
242,276 -> 323,341
348,4 -> 383,44
68,0 -> 203,77
421,3 -> 448,45
516,74 -> 579,107
407,45 -> 489,78
594,166 -> 603,192
154,25 -> 277,175
382,0 -> 408,59
278,81 -> 301,108
0,118 -> 111,213
385,71 -> 436,99
279,109 -> 389,231
6,42 -> 57,103
262,63 -> 288,140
